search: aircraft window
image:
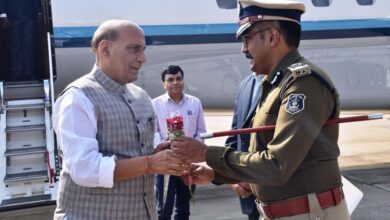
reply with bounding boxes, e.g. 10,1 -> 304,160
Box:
357,0 -> 374,5
216,0 -> 237,9
311,0 -> 331,7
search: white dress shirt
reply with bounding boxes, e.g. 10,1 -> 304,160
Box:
53,88 -> 116,188
153,93 -> 207,147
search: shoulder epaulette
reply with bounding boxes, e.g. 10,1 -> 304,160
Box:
287,63 -> 311,79
280,66 -> 339,119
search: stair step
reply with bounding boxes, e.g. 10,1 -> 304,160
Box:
4,170 -> 48,183
0,194 -> 52,207
3,81 -> 45,100
6,124 -> 45,132
4,81 -> 43,89
5,146 -> 47,156
5,103 -> 45,110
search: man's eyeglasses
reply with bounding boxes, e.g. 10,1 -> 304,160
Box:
166,77 -> 183,83
241,27 -> 273,46
126,45 -> 146,55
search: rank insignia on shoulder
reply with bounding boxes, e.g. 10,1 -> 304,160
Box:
285,94 -> 306,114
287,63 -> 311,79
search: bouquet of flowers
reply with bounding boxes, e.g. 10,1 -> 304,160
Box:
166,113 -> 185,140
166,111 -> 195,204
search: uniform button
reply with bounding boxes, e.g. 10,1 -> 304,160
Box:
136,119 -> 140,124
143,192 -> 147,196
127,99 -> 132,104
141,143 -> 144,148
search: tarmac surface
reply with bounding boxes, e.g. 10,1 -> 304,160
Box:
0,109 -> 389,219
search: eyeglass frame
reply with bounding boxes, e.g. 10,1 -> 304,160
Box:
126,44 -> 146,56
165,75 -> 183,84
240,27 -> 274,46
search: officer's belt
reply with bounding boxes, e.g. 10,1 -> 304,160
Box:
255,187 -> 344,219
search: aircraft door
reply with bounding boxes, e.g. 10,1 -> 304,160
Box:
0,0 -> 56,82
0,9 -> 9,81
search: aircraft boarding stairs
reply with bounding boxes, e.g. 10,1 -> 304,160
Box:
0,80 -> 59,211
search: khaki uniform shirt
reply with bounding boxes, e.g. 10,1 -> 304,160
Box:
206,50 -> 342,202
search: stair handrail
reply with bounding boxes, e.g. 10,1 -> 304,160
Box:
47,32 -> 55,112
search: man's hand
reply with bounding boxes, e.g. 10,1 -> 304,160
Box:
153,141 -> 171,153
150,149 -> 190,176
231,182 -> 252,198
171,137 -> 207,162
181,162 -> 214,185
0,17 -> 10,29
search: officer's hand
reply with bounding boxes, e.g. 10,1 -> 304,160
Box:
183,162 -> 214,185
181,174 -> 193,186
149,149 -> 190,176
231,182 -> 252,198
239,182 -> 252,192
171,137 -> 207,162
153,141 -> 171,153
0,17 -> 10,29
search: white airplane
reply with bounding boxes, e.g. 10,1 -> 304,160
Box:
0,0 -> 388,212
51,0 -> 390,108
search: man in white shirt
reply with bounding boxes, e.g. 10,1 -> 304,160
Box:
153,65 -> 206,220
53,20 -> 189,220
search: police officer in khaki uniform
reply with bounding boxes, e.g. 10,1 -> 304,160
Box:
171,0 -> 350,219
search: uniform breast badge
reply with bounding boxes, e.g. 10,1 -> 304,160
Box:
285,94 -> 306,114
